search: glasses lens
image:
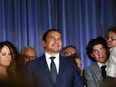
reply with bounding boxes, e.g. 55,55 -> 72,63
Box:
106,37 -> 116,42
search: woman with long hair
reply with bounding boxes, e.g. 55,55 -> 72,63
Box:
0,41 -> 16,80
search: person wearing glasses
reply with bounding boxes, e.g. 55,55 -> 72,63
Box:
20,46 -> 37,65
62,45 -> 77,57
61,45 -> 83,75
18,46 -> 37,75
106,26 -> 116,77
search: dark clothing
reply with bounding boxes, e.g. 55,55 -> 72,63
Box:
25,54 -> 84,87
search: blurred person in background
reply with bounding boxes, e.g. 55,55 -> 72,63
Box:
62,45 -> 82,75
62,45 -> 77,57
69,53 -> 82,76
20,46 -> 37,65
19,46 -> 37,75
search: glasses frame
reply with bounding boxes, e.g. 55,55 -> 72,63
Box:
106,37 -> 116,42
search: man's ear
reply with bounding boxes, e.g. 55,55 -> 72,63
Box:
90,53 -> 94,58
42,41 -> 46,47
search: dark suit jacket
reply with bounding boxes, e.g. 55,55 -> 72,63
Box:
25,54 -> 84,87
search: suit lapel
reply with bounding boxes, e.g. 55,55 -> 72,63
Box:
39,54 -> 54,85
93,63 -> 103,81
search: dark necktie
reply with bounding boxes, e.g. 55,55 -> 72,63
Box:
101,65 -> 107,79
50,57 -> 57,83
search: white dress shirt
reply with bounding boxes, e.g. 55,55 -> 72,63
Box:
45,52 -> 60,74
97,62 -> 108,70
107,46 -> 116,77
97,62 -> 102,68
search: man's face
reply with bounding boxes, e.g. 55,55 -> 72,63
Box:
22,49 -> 37,65
42,31 -> 62,55
90,44 -> 108,63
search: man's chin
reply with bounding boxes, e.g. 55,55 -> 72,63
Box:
52,49 -> 60,53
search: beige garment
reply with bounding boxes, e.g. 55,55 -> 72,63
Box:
107,46 -> 116,77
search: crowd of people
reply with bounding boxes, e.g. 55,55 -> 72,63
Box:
0,26 -> 116,87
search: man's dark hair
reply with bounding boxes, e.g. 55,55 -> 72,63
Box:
42,29 -> 61,41
86,37 -> 108,61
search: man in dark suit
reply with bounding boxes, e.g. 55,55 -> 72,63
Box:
83,37 -> 109,87
25,29 -> 84,87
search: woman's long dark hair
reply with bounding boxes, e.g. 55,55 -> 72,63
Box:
0,42 -> 16,78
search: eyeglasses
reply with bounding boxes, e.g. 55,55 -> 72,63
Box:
64,52 -> 73,56
106,37 -> 116,42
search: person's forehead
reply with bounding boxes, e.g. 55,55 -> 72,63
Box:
93,44 -> 103,49
1,45 -> 10,51
25,49 -> 36,54
108,31 -> 116,36
65,47 -> 76,52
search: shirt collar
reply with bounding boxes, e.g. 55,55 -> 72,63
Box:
97,61 -> 108,68
45,52 -> 60,59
